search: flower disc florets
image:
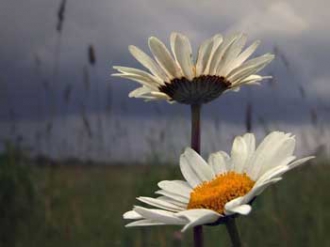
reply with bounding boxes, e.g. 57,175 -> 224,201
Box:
188,172 -> 255,214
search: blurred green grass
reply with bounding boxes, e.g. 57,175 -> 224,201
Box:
3,159 -> 330,247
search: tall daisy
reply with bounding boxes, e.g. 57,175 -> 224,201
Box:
112,32 -> 274,104
124,132 -> 313,232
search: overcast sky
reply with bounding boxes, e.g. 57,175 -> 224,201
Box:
0,0 -> 329,160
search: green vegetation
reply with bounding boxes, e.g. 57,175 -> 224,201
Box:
0,144 -> 38,247
0,156 -> 329,247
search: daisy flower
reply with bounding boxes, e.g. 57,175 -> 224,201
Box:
124,132 -> 313,232
113,32 -> 274,104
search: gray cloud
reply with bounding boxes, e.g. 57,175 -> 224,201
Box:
1,0 -> 330,160
1,0 -> 330,123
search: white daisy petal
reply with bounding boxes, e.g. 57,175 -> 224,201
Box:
195,37 -> 213,76
254,177 -> 283,196
247,132 -> 292,180
231,136 -> 248,173
288,156 -> 315,170
243,177 -> 283,203
126,219 -> 168,227
227,54 -> 275,84
130,89 -> 170,101
128,86 -> 154,98
170,32 -> 195,80
148,36 -> 183,79
210,32 -> 241,75
112,73 -> 159,90
230,40 -> 261,69
228,204 -> 252,215
137,196 -> 183,212
243,133 -> 256,154
179,154 -> 202,188
155,190 -> 190,204
258,134 -> 296,178
230,86 -> 241,92
232,75 -> 271,87
134,206 -> 186,225
266,137 -> 296,166
123,210 -> 143,220
257,155 -> 297,182
256,165 -> 290,186
195,34 -> 224,76
129,45 -> 169,82
208,151 -> 230,175
241,133 -> 256,173
204,34 -> 224,75
137,95 -> 163,101
127,87 -> 167,101
157,196 -> 187,208
231,65 -> 272,87
113,66 -> 164,86
224,196 -> 243,207
181,147 -> 214,183
217,33 -> 247,76
176,209 -> 221,232
149,92 -> 171,100
130,90 -> 169,102
158,180 -> 192,198
225,197 -> 251,215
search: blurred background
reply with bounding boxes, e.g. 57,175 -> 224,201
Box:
0,0 -> 329,246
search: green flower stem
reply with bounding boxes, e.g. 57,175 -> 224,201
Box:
191,104 -> 201,153
190,104 -> 203,247
225,218 -> 242,247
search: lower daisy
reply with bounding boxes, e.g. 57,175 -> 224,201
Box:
124,131 -> 314,232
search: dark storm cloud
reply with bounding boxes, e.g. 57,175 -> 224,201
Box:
1,0 -> 330,124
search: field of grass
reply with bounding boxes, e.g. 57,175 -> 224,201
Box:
1,156 -> 329,247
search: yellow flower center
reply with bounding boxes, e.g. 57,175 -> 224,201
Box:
187,172 -> 255,214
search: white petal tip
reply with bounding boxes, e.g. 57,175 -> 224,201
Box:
128,45 -> 139,54
180,226 -> 189,233
123,210 -> 142,220
184,147 -> 194,153
267,54 -> 275,60
148,36 -> 159,44
225,204 -> 252,215
170,32 -> 179,37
